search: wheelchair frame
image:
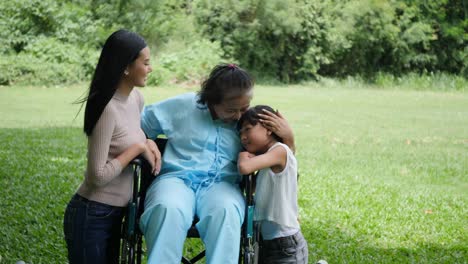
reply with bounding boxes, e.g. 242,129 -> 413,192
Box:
120,138 -> 259,264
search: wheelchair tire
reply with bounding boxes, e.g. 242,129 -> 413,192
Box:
120,234 -> 136,264
120,215 -> 137,264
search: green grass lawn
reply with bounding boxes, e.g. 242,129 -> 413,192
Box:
0,83 -> 467,263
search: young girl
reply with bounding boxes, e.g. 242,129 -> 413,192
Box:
63,29 -> 160,264
237,105 -> 308,264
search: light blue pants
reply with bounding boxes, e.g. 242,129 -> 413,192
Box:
139,177 -> 245,264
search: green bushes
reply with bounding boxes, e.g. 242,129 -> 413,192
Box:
0,0 -> 102,85
322,0 -> 402,76
0,0 -> 59,53
0,36 -> 99,85
193,0 -> 466,82
0,0 -> 224,86
0,0 -> 465,86
194,0 -> 330,82
321,0 -> 467,78
147,40 -> 224,85
0,54 -> 84,86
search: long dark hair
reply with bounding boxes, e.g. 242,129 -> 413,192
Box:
76,29 -> 147,136
197,63 -> 254,106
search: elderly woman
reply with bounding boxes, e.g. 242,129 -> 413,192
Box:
140,64 -> 295,264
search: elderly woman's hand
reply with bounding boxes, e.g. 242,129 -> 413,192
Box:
258,109 -> 296,153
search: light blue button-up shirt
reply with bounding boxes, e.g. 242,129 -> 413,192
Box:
141,92 -> 242,190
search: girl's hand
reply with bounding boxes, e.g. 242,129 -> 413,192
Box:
238,151 -> 255,161
238,151 -> 256,175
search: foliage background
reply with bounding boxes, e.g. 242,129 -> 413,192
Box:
0,0 -> 466,86
0,1 -> 467,263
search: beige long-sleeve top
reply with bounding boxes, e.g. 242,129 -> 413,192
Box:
77,88 -> 147,207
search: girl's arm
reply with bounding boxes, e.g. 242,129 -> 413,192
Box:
258,109 -> 295,153
238,146 -> 287,175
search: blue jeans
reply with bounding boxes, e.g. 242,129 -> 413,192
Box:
259,231 -> 309,264
63,194 -> 124,264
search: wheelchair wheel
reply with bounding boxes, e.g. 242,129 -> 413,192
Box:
242,241 -> 259,264
120,216 -> 137,264
120,158 -> 144,264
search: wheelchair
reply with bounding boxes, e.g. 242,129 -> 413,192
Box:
120,138 -> 259,264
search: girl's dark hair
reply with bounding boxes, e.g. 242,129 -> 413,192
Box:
237,105 -> 283,143
77,29 -> 147,136
197,63 -> 254,105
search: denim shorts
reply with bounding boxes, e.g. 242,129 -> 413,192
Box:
63,194 -> 124,264
259,231 -> 309,264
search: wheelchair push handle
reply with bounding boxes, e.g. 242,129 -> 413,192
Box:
130,158 -> 143,167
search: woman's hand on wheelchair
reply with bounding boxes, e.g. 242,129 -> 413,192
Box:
143,139 -> 162,175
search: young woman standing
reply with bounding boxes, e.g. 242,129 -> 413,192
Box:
63,29 -> 160,264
